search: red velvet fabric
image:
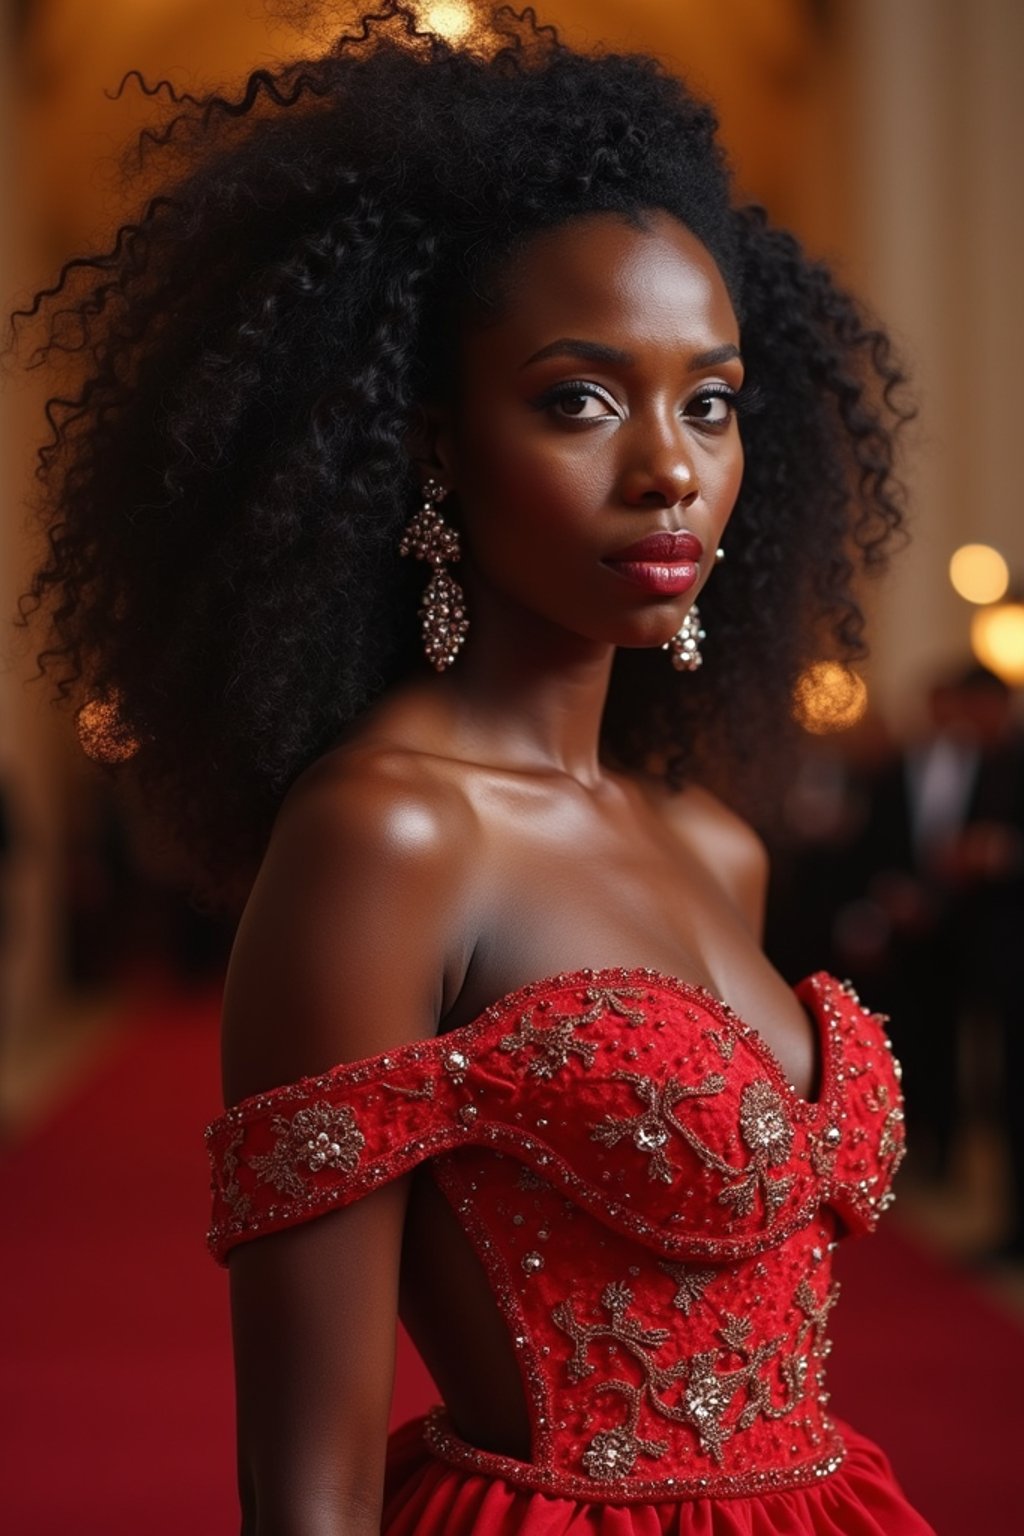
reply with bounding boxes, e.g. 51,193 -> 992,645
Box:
205,967 -> 933,1528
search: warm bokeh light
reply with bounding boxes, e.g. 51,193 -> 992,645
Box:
970,602 -> 1024,687
792,661 -> 869,733
74,692 -> 141,763
949,543 -> 1010,605
421,2 -> 475,42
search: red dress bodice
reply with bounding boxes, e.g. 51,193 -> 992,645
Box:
205,967 -> 909,1507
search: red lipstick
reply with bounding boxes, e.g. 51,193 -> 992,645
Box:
607,530 -> 704,562
603,529 -> 703,596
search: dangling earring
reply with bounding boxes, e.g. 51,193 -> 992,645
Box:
662,547 -> 723,671
662,602 -> 706,671
398,477 -> 469,671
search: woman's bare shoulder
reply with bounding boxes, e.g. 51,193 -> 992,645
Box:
279,732 -> 480,847
221,741 -> 480,1104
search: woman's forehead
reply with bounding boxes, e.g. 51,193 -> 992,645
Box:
466,210 -> 740,364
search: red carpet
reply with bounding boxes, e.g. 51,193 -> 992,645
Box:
2,981 -> 1020,1533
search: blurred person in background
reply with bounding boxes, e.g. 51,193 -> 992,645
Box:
846,664 -> 1023,1191
10,4 -> 934,1533
764,707 -> 896,988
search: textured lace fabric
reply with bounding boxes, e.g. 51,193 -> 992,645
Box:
205,968 -> 908,1504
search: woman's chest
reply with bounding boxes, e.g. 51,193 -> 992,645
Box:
445,809 -> 819,1100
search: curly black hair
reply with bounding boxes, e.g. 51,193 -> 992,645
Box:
11,2 -> 911,906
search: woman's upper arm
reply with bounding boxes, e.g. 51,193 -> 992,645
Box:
228,1181 -> 410,1535
219,756 -> 475,1533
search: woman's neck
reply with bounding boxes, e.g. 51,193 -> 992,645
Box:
423,651 -> 615,786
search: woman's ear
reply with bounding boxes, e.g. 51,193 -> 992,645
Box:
406,401 -> 456,490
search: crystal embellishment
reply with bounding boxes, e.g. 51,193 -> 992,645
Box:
634,1125 -> 669,1151
246,1101 -> 365,1200
739,1081 -> 794,1164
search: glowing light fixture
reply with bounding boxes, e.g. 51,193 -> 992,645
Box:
421,2 -> 475,42
792,661 -> 868,734
970,601 -> 1024,687
949,542 -> 1009,605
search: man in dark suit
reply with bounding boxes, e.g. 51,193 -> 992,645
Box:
854,664 -> 1023,1191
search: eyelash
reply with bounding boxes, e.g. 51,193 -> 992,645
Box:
534,379 -> 762,425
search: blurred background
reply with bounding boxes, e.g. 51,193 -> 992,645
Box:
1,1 -> 1023,1530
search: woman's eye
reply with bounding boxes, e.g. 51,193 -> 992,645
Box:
538,383 -> 619,420
557,393 -> 604,418
686,390 -> 736,425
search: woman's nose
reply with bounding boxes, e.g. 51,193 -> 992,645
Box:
619,426 -> 699,508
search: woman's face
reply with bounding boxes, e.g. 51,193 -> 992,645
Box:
433,208 -> 745,653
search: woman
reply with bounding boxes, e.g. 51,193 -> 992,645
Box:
16,4 -> 933,1531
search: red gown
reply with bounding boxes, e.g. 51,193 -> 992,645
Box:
205,966 -> 936,1533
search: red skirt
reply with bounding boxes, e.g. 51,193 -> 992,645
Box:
382,1413 -> 937,1535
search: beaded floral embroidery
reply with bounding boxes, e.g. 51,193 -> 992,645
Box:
498,985 -> 650,1079
246,1101 -> 365,1200
206,965 -> 906,1503
657,1260 -> 718,1316
589,1068 -> 726,1184
552,1275 -> 817,1475
498,1007 -> 598,1079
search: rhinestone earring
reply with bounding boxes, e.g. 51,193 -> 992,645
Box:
662,602 -> 706,671
398,477 -> 470,671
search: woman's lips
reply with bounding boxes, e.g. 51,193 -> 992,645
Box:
607,530 -> 703,561
602,559 -> 699,595
602,528 -> 703,593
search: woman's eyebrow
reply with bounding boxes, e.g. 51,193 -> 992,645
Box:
690,343 -> 742,369
521,338 -> 632,369
521,338 -> 742,370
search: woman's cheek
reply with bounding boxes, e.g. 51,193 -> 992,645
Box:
463,423 -> 607,540
700,437 -> 745,519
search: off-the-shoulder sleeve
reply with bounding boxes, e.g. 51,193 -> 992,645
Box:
206,968 -> 913,1266
205,1035 -> 476,1265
